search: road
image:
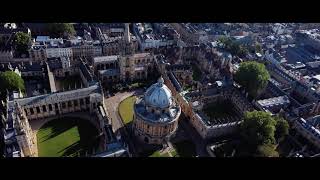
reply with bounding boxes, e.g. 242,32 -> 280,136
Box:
104,91 -> 135,132
104,89 -> 144,156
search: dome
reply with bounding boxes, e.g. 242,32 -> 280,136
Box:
144,77 -> 173,109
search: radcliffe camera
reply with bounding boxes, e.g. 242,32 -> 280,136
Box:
1,23 -> 320,158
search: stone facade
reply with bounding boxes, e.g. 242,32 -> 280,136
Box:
119,53 -> 154,82
4,83 -> 108,157
93,55 -> 120,83
72,44 -> 102,60
5,102 -> 36,157
133,78 -> 181,144
0,50 -> 13,62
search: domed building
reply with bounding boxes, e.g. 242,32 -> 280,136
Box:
133,77 -> 181,144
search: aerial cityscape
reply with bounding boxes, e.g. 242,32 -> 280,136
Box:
0,23 -> 320,157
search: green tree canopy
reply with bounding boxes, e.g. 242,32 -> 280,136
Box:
256,144 -> 279,157
240,111 -> 277,148
275,117 -> 289,141
13,32 -> 31,56
218,36 -> 249,58
0,71 -> 25,95
239,111 -> 289,157
46,23 -> 76,38
255,43 -> 262,53
234,61 -> 270,98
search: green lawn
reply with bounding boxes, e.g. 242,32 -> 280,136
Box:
119,96 -> 136,124
37,117 -> 99,157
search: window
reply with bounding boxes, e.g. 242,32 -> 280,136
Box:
62,102 -> 66,108
49,104 -> 53,111
85,97 -> 90,104
162,110 -> 165,114
36,107 -> 40,113
126,58 -> 130,66
24,109 -> 28,116
151,109 -> 155,113
42,105 -> 47,112
74,100 -> 78,107
55,103 -> 58,109
80,99 -> 84,105
68,101 -> 72,107
30,108 -> 34,115
164,125 -> 168,129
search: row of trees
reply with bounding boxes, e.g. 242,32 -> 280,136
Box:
229,60 -> 286,156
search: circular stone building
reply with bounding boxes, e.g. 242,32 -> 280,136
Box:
133,77 -> 181,144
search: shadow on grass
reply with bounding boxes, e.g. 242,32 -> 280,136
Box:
38,117 -> 100,156
39,119 -> 77,143
58,141 -> 81,157
138,144 -> 163,157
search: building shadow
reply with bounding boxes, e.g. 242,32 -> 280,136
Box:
38,119 -> 77,143
58,141 -> 81,157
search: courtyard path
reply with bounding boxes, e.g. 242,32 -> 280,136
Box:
104,89 -> 144,156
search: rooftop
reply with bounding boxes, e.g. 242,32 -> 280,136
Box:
94,55 -> 119,64
257,95 -> 290,108
8,84 -> 101,107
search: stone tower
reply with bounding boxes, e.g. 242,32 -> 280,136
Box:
124,23 -> 131,44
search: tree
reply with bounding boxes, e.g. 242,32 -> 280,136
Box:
46,23 -> 76,38
13,32 -> 31,56
275,117 -> 289,141
234,61 -> 270,98
256,144 -> 279,157
218,36 -> 249,58
0,71 -> 25,96
240,111 -> 277,148
238,45 -> 249,57
255,43 -> 262,53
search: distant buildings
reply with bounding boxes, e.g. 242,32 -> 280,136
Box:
93,52 -> 155,84
293,116 -> 320,149
133,23 -> 178,51
296,29 -> 320,51
255,95 -> 290,115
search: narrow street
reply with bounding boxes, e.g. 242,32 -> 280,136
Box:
104,91 -> 134,132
